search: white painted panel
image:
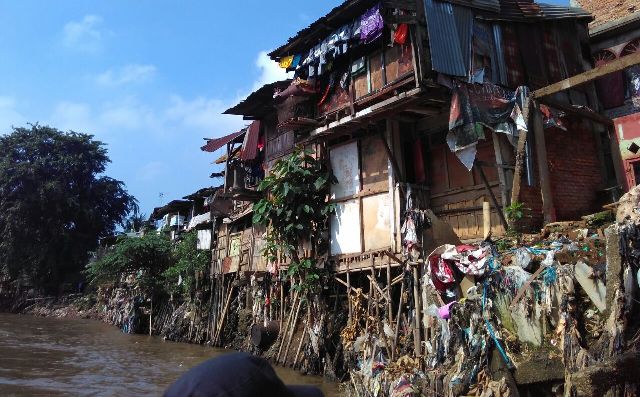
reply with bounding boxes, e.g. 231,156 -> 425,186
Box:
197,229 -> 211,250
330,142 -> 360,200
330,199 -> 362,255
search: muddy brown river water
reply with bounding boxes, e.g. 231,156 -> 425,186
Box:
0,313 -> 340,396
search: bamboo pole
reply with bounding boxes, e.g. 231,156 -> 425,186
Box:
412,266 -> 422,356
293,307 -> 310,368
387,260 -> 393,322
281,296 -> 303,365
392,281 -> 405,360
483,201 -> 491,239
213,279 -> 235,346
277,289 -> 299,362
346,262 -> 352,322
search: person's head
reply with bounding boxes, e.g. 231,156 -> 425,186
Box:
164,352 -> 324,397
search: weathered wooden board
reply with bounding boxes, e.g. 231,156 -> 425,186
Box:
362,193 -> 392,251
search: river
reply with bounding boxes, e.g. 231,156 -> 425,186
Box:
0,313 -> 340,396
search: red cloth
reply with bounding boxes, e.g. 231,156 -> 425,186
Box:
394,24 -> 408,45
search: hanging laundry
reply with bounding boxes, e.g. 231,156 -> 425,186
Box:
394,23 -> 408,45
448,82 -> 529,169
360,3 -> 384,44
279,55 -> 294,69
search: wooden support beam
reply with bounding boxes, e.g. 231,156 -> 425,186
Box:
538,97 -> 613,127
510,96 -> 531,211
380,131 -> 404,183
475,163 -> 509,230
532,52 -> 640,98
492,133 -> 509,212
532,103 -> 557,224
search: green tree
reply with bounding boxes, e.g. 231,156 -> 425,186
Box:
85,234 -> 172,292
252,147 -> 334,295
0,124 -> 137,292
163,231 -> 211,298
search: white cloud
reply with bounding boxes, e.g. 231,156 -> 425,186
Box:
62,15 -> 105,53
96,64 -> 157,86
50,101 -> 95,134
252,51 -> 292,91
99,97 -> 156,130
165,95 -> 242,135
0,96 -> 26,134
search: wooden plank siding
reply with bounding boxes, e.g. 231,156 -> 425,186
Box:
427,131 -> 506,239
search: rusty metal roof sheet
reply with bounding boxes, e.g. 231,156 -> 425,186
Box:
200,129 -> 246,153
268,0 -> 376,60
224,80 -> 291,118
477,0 -> 592,21
240,121 -> 261,161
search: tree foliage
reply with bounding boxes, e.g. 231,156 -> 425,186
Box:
252,147 -> 334,295
85,234 -> 172,292
0,125 -> 137,292
86,231 -> 210,300
163,231 -> 211,298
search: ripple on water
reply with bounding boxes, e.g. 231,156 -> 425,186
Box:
0,313 -> 340,396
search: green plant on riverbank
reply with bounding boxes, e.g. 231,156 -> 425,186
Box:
163,231 -> 210,298
85,231 -> 210,300
252,147 -> 334,297
85,234 -> 172,293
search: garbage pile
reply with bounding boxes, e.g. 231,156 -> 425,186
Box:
341,189 -> 640,396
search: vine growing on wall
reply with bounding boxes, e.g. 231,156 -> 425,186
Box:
252,147 -> 335,296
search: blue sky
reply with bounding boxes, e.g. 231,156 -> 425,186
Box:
0,1 -> 339,215
0,0 -> 570,216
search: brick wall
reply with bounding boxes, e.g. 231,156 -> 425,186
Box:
545,120 -> 605,221
515,120 -> 605,231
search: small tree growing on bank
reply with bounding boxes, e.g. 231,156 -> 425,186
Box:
0,125 -> 137,293
252,147 -> 334,297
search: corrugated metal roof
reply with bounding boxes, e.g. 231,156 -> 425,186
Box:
424,0 -> 471,77
224,80 -> 291,118
537,3 -> 593,20
268,0 -> 376,60
477,0 -> 592,21
240,121 -> 261,161
200,129 -> 246,153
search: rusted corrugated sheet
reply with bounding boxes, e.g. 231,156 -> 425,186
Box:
424,0 -> 471,77
240,121 -> 261,161
269,0 -> 376,60
224,80 -> 290,118
201,129 -> 245,153
478,0 -> 592,21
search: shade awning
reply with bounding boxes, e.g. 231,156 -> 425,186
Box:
201,129 -> 246,153
240,121 -> 261,161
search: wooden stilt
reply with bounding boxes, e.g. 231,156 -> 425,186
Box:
213,279 -> 235,346
510,92 -> 531,214
293,307 -> 310,368
476,163 -> 508,230
392,280 -> 405,360
492,132 -> 509,211
532,102 -> 556,224
386,260 -> 393,323
277,289 -> 298,362
281,296 -> 303,365
412,266 -> 422,357
483,201 -> 491,239
346,263 -> 352,323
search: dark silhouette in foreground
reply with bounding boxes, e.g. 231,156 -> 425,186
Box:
164,352 -> 324,397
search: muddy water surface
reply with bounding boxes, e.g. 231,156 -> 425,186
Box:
0,313 -> 340,396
